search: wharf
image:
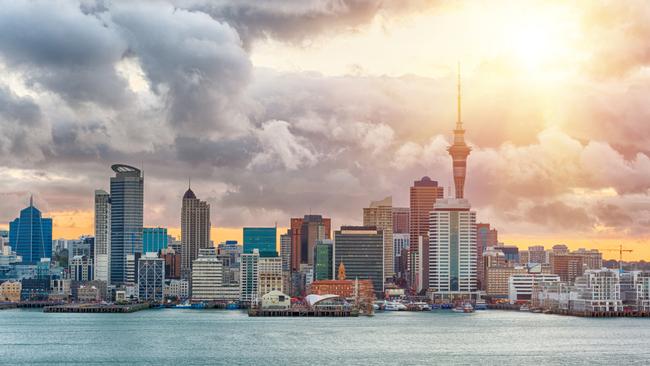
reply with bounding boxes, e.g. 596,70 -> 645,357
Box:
18,301 -> 65,308
43,303 -> 150,313
0,302 -> 17,310
546,309 -> 650,318
249,308 -> 359,317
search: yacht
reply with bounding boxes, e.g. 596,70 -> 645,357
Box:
519,304 -> 530,312
474,299 -> 488,310
452,303 -> 474,313
412,302 -> 431,311
384,301 -> 407,311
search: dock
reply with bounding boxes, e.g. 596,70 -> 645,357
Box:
0,302 -> 17,310
249,308 -> 359,317
43,303 -> 150,313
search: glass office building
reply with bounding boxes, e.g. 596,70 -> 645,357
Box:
243,227 -> 277,257
143,227 -> 168,253
9,197 -> 52,264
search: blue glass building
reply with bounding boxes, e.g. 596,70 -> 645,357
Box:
9,197 -> 52,264
110,164 -> 144,285
243,227 -> 277,257
143,227 -> 168,253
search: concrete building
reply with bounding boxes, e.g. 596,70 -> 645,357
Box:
94,189 -> 111,283
0,280 -> 21,302
363,197 -> 394,279
486,266 -> 527,298
109,164 -> 143,285
572,269 -> 622,312
280,231 -> 291,272
261,290 -> 291,310
240,250 -> 260,304
429,198 -> 477,299
572,248 -> 603,270
125,254 -> 138,284
392,207 -> 410,234
621,271 -> 650,311
181,186 -> 211,280
161,247 -> 181,279
164,279 -> 189,300
191,248 -> 223,301
551,254 -> 585,284
77,284 -> 101,302
138,252 -> 164,302
476,223 -> 498,290
70,255 -> 93,282
409,177 -> 444,291
527,245 -> 547,264
333,226 -> 384,296
290,215 -> 331,272
258,256 -> 283,298
508,273 -> 560,303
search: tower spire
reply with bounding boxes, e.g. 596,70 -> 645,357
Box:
457,62 -> 462,129
447,62 -> 471,199
29,194 -> 33,207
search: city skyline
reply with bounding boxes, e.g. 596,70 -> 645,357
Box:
1,1 -> 650,260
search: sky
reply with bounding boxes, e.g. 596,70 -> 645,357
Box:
1,0 -> 650,260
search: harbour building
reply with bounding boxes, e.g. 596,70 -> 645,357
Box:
109,164 -> 143,285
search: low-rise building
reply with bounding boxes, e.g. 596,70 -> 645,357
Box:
164,279 -> 189,300
260,290 -> 291,310
508,273 -> 560,303
0,280 -> 21,302
77,284 -> 101,302
572,269 -> 622,312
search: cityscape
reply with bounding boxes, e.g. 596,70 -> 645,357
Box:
1,1 -> 650,365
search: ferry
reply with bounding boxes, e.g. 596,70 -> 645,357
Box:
175,302 -> 206,309
474,300 -> 488,310
519,304 -> 530,312
411,302 -> 431,311
452,303 -> 474,313
384,301 -> 407,311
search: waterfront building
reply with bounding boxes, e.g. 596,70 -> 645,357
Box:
314,239 -> 333,280
363,197 -> 394,280
77,284 -> 101,302
310,279 -> 375,303
333,226 -> 384,296
486,266 -> 527,298
181,186 -> 211,280
94,189 -> 111,283
508,273 -> 560,303
240,250 -> 260,304
138,252 -> 165,302
410,177 -> 444,291
164,279 -> 189,300
243,227 -> 277,257
0,280 -> 21,302
261,290 -> 291,310
70,255 -> 93,282
161,247 -> 181,279
572,269 -> 622,312
620,271 -> 650,311
143,227 -> 168,254
551,254 -> 585,284
191,248 -> 224,301
20,278 -> 50,301
258,256 -> 283,297
290,264 -> 314,297
290,215 -> 331,271
109,164 -> 144,285
124,254 -> 139,284
393,233 -> 409,276
429,198 -> 477,299
9,196 -> 52,264
392,207 -> 409,234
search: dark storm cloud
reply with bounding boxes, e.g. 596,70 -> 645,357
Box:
0,87 -> 41,126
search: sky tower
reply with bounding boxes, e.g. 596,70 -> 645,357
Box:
447,64 -> 471,199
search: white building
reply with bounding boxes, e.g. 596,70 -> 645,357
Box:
572,268 -> 622,312
261,290 -> 291,310
70,255 -> 93,282
428,198 -> 477,298
125,254 -> 137,284
138,252 -> 165,302
508,273 -> 560,303
94,190 -> 111,283
164,279 -> 189,300
240,250 -> 260,304
258,257 -> 283,297
627,271 -> 650,311
191,248 -> 224,301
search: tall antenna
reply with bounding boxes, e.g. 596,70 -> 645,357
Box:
457,61 -> 462,129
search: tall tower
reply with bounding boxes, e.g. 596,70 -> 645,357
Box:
447,64 -> 471,199
94,189 -> 111,283
109,164 -> 143,285
181,184 -> 211,280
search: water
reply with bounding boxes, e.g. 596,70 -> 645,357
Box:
1,309 -> 649,365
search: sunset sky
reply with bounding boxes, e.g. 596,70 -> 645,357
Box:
1,1 -> 649,260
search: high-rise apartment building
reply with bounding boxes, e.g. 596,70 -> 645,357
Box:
363,197 -> 394,280
109,164 -> 143,285
551,254 -> 585,283
290,215 -> 331,271
280,231 -> 291,272
191,248 -> 224,301
409,177 -> 444,290
138,252 -> 164,302
476,223 -> 498,290
528,245 -> 547,264
333,226 -> 384,296
240,249 -> 260,304
94,190 -> 111,283
429,198 -> 477,298
243,227 -> 277,257
258,256 -> 283,297
392,207 -> 410,234
143,227 -> 168,253
9,197 -> 52,265
181,186 -> 211,280
70,255 -> 94,282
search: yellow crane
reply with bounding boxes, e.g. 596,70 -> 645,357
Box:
603,244 -> 633,272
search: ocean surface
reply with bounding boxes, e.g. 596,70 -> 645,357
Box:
1,308 -> 649,365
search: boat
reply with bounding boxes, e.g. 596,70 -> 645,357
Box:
175,301 -> 206,309
412,302 -> 431,311
452,302 -> 474,313
226,302 -> 239,310
384,301 -> 407,311
531,308 -> 542,313
519,304 -> 530,312
474,300 -> 487,310
372,303 -> 380,311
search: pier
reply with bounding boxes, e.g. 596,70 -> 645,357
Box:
43,303 -> 150,313
249,308 -> 359,317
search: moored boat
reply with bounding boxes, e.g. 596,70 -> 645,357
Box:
452,302 -> 474,313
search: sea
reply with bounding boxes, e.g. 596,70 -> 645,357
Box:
1,308 -> 649,365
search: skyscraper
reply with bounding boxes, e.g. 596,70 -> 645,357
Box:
280,231 -> 291,272
143,227 -> 168,253
314,239 -> 334,280
138,252 -> 165,302
447,64 -> 471,199
363,197 -> 394,280
429,198 -> 477,297
333,226 -> 384,296
392,207 -> 410,234
94,190 -> 111,283
9,196 -> 52,265
289,215 -> 331,272
180,185 -> 211,280
409,177 -> 444,290
109,164 -> 144,285
476,223 -> 498,290
243,227 -> 277,257
240,249 -> 260,304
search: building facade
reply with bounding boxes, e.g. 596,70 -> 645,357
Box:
392,207 -> 410,234
190,248 -> 223,301
290,215 -> 331,272
138,252 -> 165,302
314,239 -> 334,280
9,197 -> 52,265
143,227 -> 168,254
258,256 -> 283,298
94,189 -> 111,283
240,250 -> 260,304
333,226 -> 384,296
180,187 -> 211,280
363,197 -> 394,280
243,227 -> 277,257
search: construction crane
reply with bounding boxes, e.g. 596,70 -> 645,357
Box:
603,244 -> 633,273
